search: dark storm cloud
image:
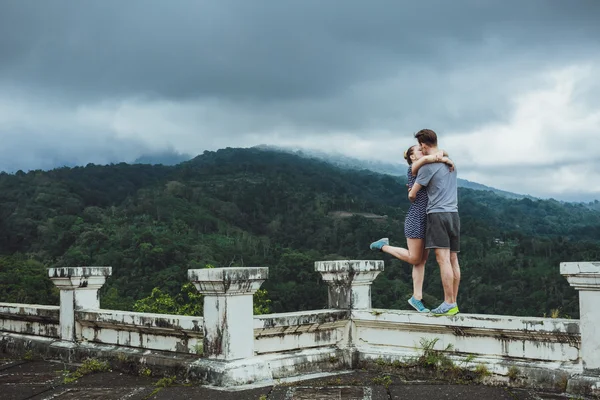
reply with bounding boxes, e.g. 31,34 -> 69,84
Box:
1,0 -> 598,103
1,1 -> 599,199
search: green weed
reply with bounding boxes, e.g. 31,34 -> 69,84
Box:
372,375 -> 392,388
63,358 -> 111,384
507,366 -> 520,381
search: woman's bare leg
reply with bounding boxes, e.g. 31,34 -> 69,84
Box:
412,248 -> 429,300
381,238 -> 424,266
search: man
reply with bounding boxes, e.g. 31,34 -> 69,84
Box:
408,129 -> 461,316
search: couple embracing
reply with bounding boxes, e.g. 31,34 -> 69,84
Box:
370,129 -> 460,316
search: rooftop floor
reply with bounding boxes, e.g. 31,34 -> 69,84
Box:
0,358 -> 571,400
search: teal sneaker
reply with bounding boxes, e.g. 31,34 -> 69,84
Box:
370,237 -> 389,251
431,302 -> 459,316
408,296 -> 430,313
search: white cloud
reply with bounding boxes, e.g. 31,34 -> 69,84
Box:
444,64 -> 600,198
451,65 -> 597,162
1,63 -> 599,201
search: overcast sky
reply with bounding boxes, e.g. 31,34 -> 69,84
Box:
1,1 -> 599,202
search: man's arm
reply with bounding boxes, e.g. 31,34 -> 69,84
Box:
408,182 -> 423,202
411,150 -> 454,175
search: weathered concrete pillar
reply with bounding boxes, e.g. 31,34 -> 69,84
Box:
561,262 -> 600,372
48,266 -> 112,342
188,267 -> 268,361
315,260 -> 384,309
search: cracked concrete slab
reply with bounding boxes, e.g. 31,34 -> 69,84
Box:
269,385 -> 389,399
0,360 -> 573,400
0,361 -> 68,400
148,386 -> 272,400
389,384 -> 544,400
30,387 -> 151,400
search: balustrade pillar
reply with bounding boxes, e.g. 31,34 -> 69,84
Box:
315,260 -> 384,309
48,266 -> 112,342
561,262 -> 600,372
188,267 -> 268,361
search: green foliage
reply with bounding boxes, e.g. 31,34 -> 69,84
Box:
133,287 -> 180,314
369,337 -> 493,384
63,358 -> 111,384
0,255 -> 59,304
507,366 -> 520,381
253,289 -> 272,315
464,354 -> 476,363
154,375 -> 177,388
132,282 -> 271,316
375,358 -> 387,366
372,375 -> 392,388
147,375 -> 178,398
474,364 -> 491,377
101,286 -> 134,311
0,148 -> 598,318
133,283 -> 203,316
416,338 -> 455,370
193,343 -> 203,355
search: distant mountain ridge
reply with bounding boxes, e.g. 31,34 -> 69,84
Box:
254,144 -> 532,200
133,151 -> 193,166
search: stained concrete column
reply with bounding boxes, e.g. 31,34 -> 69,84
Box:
48,266 -> 112,342
561,262 -> 600,373
315,260 -> 384,309
189,267 -> 268,361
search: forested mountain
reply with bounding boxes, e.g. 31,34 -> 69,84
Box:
1,148 -> 599,318
255,145 -> 533,200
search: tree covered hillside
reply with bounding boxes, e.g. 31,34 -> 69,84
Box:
1,148 -> 599,318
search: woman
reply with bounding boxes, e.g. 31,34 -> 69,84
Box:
370,144 -> 453,312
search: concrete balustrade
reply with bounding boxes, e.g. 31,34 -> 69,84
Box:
0,304 -> 59,338
77,310 -> 203,354
0,260 -> 599,396
352,308 -> 581,388
253,309 -> 349,355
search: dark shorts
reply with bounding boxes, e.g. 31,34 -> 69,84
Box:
425,212 -> 460,252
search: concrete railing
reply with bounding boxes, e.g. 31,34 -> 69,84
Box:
77,309 -> 203,355
254,309 -> 349,355
353,309 -> 581,378
0,260 -> 599,397
0,303 -> 60,339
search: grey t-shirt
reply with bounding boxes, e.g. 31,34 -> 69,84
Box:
415,163 -> 458,214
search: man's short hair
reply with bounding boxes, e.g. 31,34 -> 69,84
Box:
415,129 -> 438,146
